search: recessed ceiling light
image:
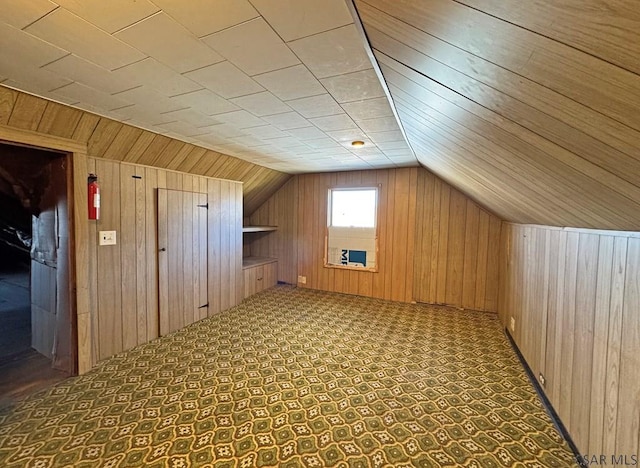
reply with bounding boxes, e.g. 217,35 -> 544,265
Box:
351,140 -> 365,147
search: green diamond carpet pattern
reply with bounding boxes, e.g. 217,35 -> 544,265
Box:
0,286 -> 576,467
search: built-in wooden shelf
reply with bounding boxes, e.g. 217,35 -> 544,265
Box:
242,225 -> 277,233
242,256 -> 278,269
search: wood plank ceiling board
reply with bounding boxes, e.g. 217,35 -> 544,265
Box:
455,0 -> 640,77
355,0 -> 640,230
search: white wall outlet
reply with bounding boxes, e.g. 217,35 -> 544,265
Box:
297,275 -> 307,284
99,230 -> 117,246
510,317 -> 516,332
539,373 -> 546,387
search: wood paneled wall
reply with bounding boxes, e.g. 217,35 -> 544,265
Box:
414,170 -> 501,312
0,85 -> 290,214
499,223 -> 640,458
252,168 -> 417,301
87,157 -> 242,364
249,167 -> 501,310
249,177 -> 299,285
295,169 -> 417,302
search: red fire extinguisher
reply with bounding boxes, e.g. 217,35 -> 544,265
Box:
88,173 -> 100,220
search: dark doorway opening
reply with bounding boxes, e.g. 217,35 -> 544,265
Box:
0,143 -> 72,407
0,196 -> 31,358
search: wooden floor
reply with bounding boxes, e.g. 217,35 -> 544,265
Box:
0,263 -> 69,409
0,349 -> 69,409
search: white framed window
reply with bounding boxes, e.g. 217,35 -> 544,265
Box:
325,187 -> 379,271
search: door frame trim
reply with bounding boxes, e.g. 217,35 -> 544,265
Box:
0,124 -> 92,374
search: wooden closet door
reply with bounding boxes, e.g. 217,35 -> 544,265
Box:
158,189 -> 208,335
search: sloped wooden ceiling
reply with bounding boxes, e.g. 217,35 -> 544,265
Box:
0,86 -> 290,214
354,0 -> 640,230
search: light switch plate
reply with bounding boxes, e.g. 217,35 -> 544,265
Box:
99,230 -> 117,246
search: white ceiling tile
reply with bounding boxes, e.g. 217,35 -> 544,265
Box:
240,144 -> 278,155
145,114 -> 180,126
305,137 -> 344,149
249,0 -> 353,42
324,148 -> 355,156
54,0 -> 160,33
0,0 -> 57,29
302,153 -> 332,160
204,124 -> 246,138
170,88 -> 239,116
25,8 -> 145,70
388,154 -> 418,162
183,61 -> 264,98
376,140 -> 412,151
341,97 -> 394,120
279,144 -> 314,154
0,0 -> 415,175
246,125 -> 291,140
358,155 -> 393,163
230,91 -> 291,116
368,130 -> 405,144
254,64 -> 325,101
0,57 -> 72,95
0,21 -> 68,67
326,129 -> 369,144
115,12 -> 223,73
51,82 -> 130,111
211,142 -> 245,154
269,136 -> 307,148
159,107 -> 220,128
112,57 -> 201,96
156,120 -> 212,137
150,0 -> 258,37
197,133 -> 228,146
288,25 -> 370,79
211,110 -> 266,129
285,94 -> 342,118
112,86 -> 185,114
392,160 -> 419,167
285,126 -> 327,140
383,148 -> 417,158
262,111 -> 310,130
310,113 -> 357,132
203,18 -> 299,76
43,54 -> 138,94
285,146 -> 323,155
355,116 -> 399,134
230,134 -> 266,147
352,146 -> 384,157
320,68 -> 385,103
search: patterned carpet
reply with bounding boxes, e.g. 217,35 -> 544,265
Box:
0,286 -> 577,467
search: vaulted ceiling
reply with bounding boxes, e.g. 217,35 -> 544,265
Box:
1,0 -> 639,229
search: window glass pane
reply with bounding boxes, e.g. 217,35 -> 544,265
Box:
330,189 -> 376,228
